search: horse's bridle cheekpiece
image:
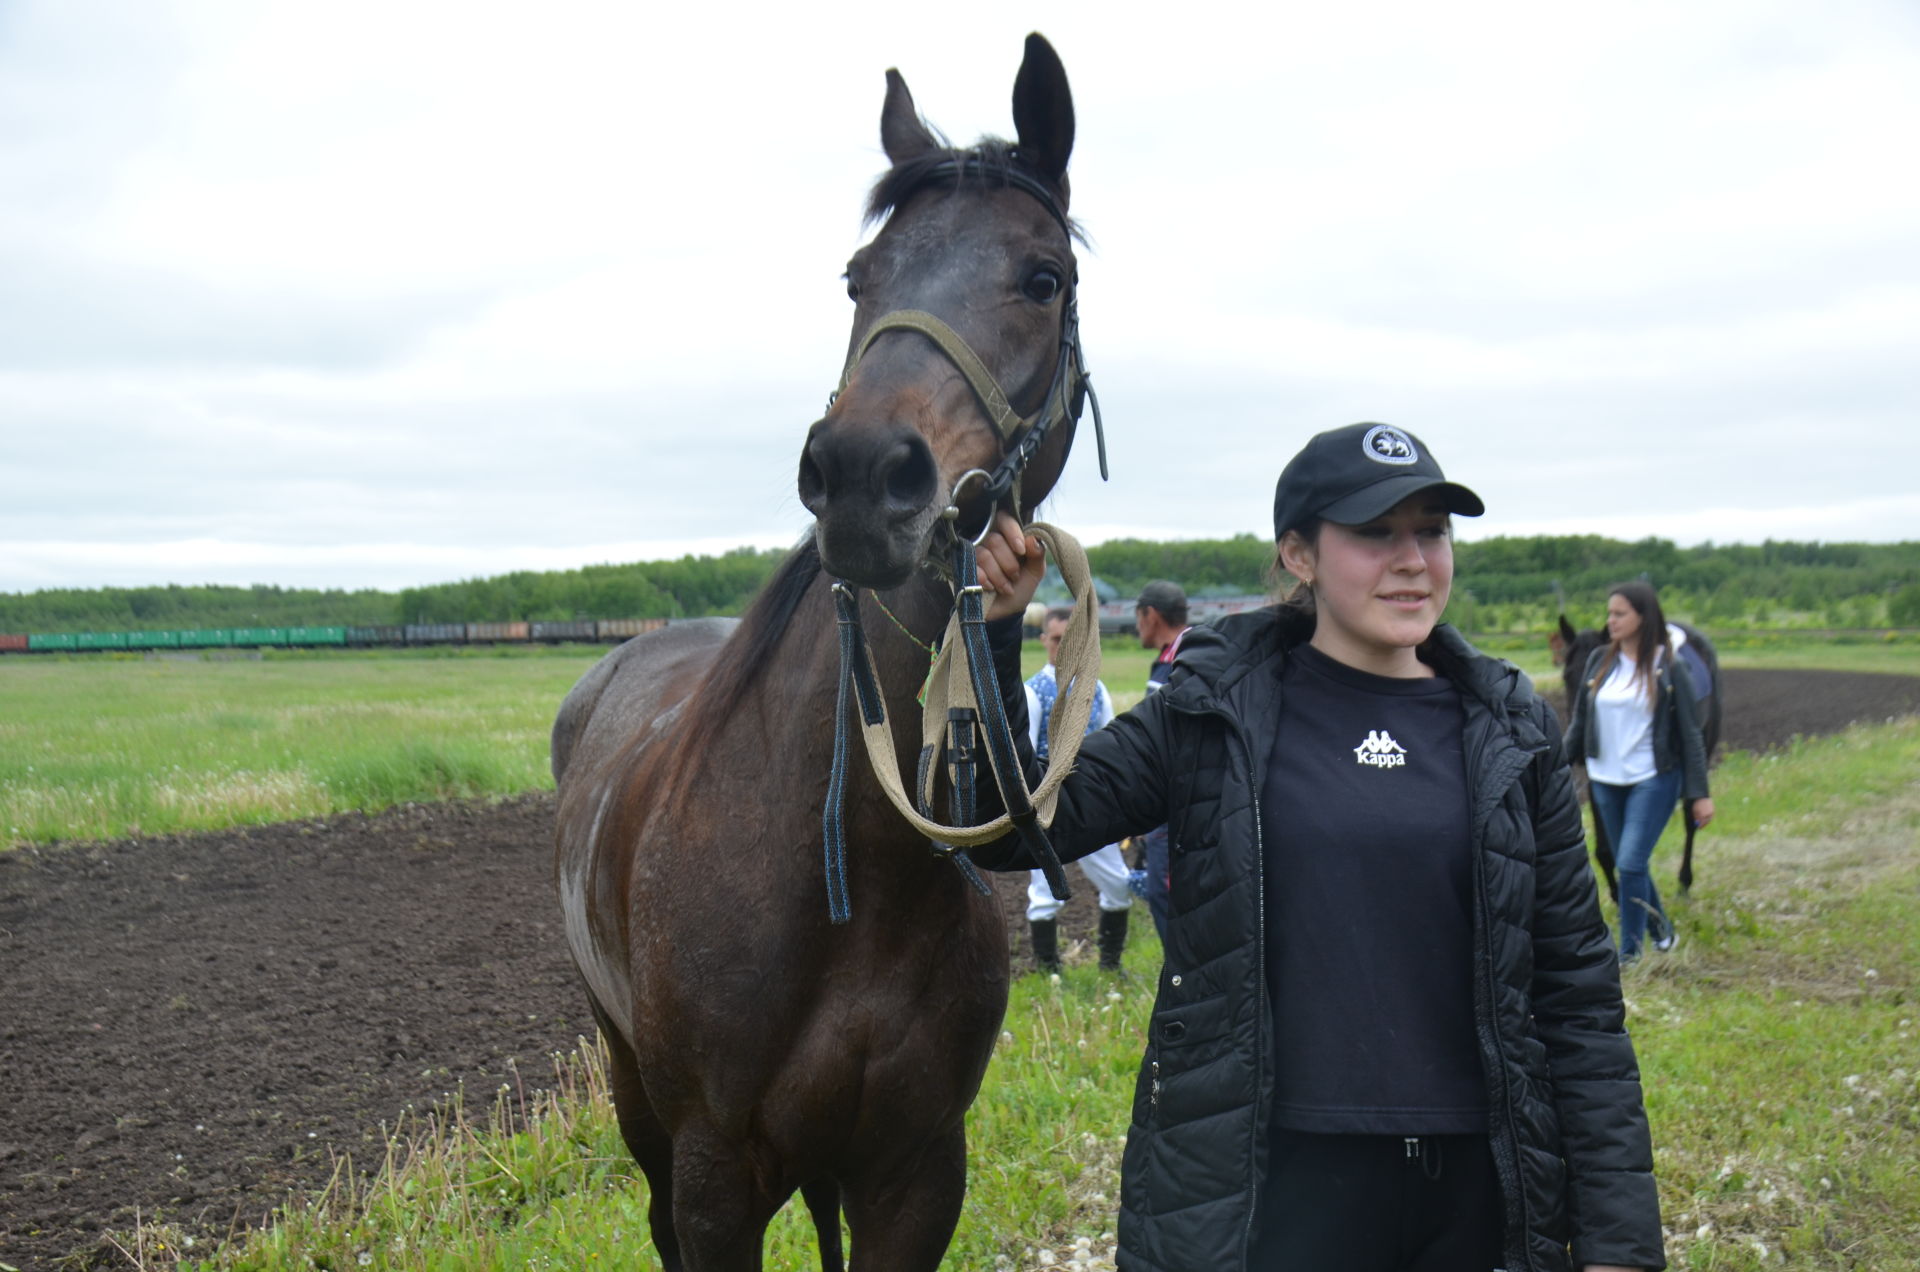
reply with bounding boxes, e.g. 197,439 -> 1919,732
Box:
819,155 -> 1108,923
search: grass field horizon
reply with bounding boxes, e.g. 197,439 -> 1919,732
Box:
5,632 -> 1916,852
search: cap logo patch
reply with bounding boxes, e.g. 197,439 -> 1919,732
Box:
1362,425 -> 1418,466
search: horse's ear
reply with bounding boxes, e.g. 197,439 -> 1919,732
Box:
1557,614 -> 1578,645
1012,32 -> 1074,190
881,69 -> 939,166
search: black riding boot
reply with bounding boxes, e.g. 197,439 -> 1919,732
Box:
1029,919 -> 1062,974
1098,908 -> 1129,972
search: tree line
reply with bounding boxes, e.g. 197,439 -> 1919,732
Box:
3,535 -> 1917,634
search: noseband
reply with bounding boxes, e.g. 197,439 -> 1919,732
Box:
832,157 -> 1108,539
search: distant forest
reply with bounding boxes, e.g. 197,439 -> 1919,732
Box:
4,535 -> 1919,634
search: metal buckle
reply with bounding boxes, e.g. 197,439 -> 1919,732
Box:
945,468 -> 997,546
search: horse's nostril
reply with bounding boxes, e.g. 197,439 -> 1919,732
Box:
880,436 -> 937,512
797,441 -> 829,513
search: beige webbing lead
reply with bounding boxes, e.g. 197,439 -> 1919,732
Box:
855,521 -> 1100,848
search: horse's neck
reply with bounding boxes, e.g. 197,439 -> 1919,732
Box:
784,570 -> 951,713
778,570 -> 961,835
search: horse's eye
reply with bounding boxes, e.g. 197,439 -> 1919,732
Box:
1023,269 -> 1063,303
844,276 -> 861,302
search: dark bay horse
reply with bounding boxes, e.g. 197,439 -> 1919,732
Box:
552,35 -> 1087,1270
1553,614 -> 1723,897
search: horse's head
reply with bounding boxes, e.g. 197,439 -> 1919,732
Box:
798,34 -> 1087,588
1556,614 -> 1606,705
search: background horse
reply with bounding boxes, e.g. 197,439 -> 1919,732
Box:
552,35 -> 1086,1271
1553,614 -> 1723,897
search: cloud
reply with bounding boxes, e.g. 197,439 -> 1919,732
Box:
2,0 -> 1917,597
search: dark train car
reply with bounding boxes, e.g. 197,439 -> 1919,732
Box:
0,633 -> 28,654
346,625 -> 404,647
404,623 -> 465,645
530,620 -> 597,643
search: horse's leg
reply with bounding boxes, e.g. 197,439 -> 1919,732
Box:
589,998 -> 686,1270
841,1126 -> 967,1272
800,1179 -> 845,1272
1588,785 -> 1620,902
667,1122 -> 787,1271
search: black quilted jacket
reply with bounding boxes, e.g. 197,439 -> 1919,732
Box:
981,608 -> 1665,1271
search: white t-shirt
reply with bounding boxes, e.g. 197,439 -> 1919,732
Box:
1587,655 -> 1658,785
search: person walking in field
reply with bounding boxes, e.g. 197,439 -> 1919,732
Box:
972,422 -> 1664,1271
1560,581 -> 1715,966
1023,605 -> 1134,973
1129,579 -> 1192,945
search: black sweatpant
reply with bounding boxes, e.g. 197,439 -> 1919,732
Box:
1249,1130 -> 1506,1271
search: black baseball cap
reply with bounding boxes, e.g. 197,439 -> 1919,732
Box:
1272,422 -> 1484,539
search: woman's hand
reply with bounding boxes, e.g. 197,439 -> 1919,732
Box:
1690,797 -> 1716,829
974,511 -> 1047,622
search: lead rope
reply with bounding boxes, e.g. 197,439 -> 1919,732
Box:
821,520 -> 1100,923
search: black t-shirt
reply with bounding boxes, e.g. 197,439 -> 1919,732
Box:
1260,643 -> 1487,1135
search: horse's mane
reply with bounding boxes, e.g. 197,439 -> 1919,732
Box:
866,137 -> 1084,243
662,536 -> 823,799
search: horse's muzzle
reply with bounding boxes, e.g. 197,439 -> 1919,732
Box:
799,421 -> 944,586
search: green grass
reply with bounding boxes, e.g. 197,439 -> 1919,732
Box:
0,650 -> 603,848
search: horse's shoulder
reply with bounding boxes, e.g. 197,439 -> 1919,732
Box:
552,619 -> 738,785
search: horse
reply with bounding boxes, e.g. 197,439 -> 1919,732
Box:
551,35 -> 1089,1271
1553,614 -> 1723,898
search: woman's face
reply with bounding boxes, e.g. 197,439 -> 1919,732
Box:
1606,593 -> 1643,645
1282,493 -> 1454,674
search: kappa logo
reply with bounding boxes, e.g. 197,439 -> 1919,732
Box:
1353,729 -> 1409,768
1362,424 -> 1419,466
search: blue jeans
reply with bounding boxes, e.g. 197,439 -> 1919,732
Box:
1589,769 -> 1682,958
1138,824 -> 1171,946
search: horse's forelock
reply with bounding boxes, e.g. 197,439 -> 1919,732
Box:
864,139 -> 1081,242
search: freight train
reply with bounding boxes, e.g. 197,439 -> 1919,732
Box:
0,618 -> 669,654
3,595 -> 1277,654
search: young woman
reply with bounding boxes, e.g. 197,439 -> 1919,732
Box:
1561,582 -> 1715,965
973,423 -> 1663,1272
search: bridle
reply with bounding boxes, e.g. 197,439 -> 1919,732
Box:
819,155 -> 1108,923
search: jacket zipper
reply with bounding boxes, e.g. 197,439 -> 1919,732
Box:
1473,745 -> 1538,1271
1168,692 -> 1268,1268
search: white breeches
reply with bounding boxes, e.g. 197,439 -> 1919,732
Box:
1027,842 -> 1134,920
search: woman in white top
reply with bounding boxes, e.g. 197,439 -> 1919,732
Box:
1562,582 -> 1716,964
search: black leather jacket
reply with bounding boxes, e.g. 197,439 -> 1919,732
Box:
1561,648 -> 1711,802
980,608 -> 1665,1271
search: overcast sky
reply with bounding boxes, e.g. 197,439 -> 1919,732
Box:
3,1 -> 1917,595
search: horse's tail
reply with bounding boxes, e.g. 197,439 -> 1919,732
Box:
801,1178 -> 845,1272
